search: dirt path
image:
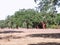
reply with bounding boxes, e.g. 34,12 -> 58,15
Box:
0,29 -> 60,45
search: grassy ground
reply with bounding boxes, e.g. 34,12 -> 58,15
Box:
0,28 -> 60,45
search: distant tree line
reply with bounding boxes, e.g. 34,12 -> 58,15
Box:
0,9 -> 60,29
0,0 -> 60,29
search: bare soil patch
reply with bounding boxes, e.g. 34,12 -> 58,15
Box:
0,28 -> 60,45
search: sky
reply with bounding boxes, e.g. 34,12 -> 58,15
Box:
0,0 -> 60,20
0,0 -> 36,20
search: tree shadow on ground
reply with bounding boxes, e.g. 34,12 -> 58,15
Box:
26,33 -> 60,38
0,35 -> 22,39
28,42 -> 60,45
0,30 -> 23,39
0,30 -> 23,34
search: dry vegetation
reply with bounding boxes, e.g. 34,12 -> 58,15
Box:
0,28 -> 60,45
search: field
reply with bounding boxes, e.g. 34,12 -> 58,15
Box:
0,28 -> 60,45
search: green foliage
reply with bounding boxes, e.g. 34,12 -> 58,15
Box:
4,9 -> 39,28
0,20 -> 6,28
33,0 -> 60,28
0,9 -> 60,28
34,0 -> 60,12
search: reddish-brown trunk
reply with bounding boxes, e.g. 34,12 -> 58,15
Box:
42,22 -> 46,29
37,21 -> 46,29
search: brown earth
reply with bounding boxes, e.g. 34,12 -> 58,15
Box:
0,28 -> 60,45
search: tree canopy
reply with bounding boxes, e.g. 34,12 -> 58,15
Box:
34,0 -> 60,13
0,0 -> 60,29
